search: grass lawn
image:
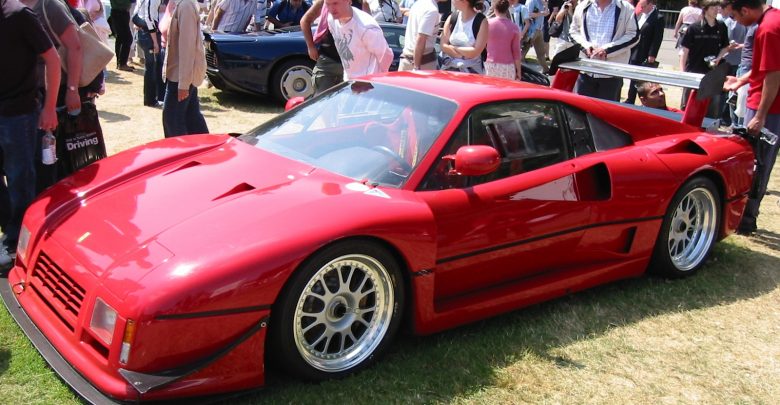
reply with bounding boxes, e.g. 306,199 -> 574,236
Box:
1,66 -> 779,404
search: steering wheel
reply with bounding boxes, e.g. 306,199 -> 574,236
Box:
371,145 -> 413,174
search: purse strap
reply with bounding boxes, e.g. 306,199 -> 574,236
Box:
41,0 -> 82,48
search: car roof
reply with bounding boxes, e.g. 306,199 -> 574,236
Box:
365,71 -> 699,141
366,71 -> 579,106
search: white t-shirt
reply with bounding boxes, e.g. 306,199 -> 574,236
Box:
328,7 -> 392,79
402,0 -> 439,56
367,0 -> 401,23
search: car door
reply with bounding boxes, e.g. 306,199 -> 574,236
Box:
417,100 -> 604,302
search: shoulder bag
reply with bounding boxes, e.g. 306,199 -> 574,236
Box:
42,0 -> 115,87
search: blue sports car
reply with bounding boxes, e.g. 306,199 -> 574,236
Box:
204,24 -> 405,102
204,24 -> 550,102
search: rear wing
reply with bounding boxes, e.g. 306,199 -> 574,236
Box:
549,45 -> 728,129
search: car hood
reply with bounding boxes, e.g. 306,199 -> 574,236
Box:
46,136 -> 392,282
207,27 -> 303,43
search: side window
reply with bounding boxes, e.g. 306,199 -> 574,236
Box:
418,101 -> 569,190
588,114 -> 633,151
562,105 -> 595,157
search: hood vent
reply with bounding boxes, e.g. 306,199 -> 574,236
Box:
213,183 -> 256,201
164,160 -> 202,175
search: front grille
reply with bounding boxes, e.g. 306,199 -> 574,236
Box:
29,252 -> 86,330
206,49 -> 218,69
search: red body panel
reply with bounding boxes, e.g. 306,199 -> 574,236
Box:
4,72 -> 755,401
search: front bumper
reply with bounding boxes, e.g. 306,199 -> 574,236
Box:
2,264 -> 271,402
1,273 -> 116,404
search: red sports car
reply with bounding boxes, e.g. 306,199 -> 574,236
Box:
2,72 -> 755,402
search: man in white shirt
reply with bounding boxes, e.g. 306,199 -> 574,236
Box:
212,0 -> 256,32
569,0 -> 638,101
399,0 -> 439,70
326,0 -> 393,79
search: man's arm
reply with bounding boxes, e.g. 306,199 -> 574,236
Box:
679,47 -> 689,72
568,4 -> 592,54
413,33 -> 429,69
301,0 -> 323,61
211,7 -> 225,30
59,24 -> 82,113
39,47 -> 61,131
747,71 -> 780,134
647,12 -> 664,63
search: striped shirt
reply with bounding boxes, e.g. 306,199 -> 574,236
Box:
585,0 -> 616,47
216,0 -> 256,32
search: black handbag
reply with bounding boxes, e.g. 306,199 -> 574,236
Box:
132,13 -> 147,30
549,21 -> 564,38
55,101 -> 107,178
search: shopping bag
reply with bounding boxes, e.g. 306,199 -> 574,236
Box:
56,101 -> 107,178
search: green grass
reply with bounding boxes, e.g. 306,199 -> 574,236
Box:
4,238 -> 776,404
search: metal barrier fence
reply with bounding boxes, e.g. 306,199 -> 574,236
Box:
660,9 -> 680,30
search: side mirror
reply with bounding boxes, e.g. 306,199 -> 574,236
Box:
285,96 -> 305,112
443,145 -> 500,176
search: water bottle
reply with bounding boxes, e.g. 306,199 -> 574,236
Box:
42,131 -> 57,165
760,129 -> 778,146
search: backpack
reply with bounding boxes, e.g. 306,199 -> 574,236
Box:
448,10 -> 487,62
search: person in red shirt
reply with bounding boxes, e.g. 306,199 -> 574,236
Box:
637,82 -> 684,113
723,0 -> 780,234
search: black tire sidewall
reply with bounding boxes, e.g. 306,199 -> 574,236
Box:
650,177 -> 721,278
268,241 -> 405,381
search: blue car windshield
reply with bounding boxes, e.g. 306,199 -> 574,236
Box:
240,82 -> 458,188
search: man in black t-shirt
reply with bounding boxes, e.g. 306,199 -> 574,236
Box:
0,0 -> 61,267
679,0 -> 730,113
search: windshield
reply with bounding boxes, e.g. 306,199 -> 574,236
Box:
240,82 -> 458,187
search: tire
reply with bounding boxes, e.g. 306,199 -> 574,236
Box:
520,63 -> 551,86
269,241 -> 405,381
650,177 -> 720,278
270,58 -> 315,102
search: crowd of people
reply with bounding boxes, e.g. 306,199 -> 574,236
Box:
1,0 -> 779,267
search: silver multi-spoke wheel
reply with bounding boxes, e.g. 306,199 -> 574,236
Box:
293,254 -> 395,372
666,187 -> 717,271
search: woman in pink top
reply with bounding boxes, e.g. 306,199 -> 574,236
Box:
485,0 -> 522,80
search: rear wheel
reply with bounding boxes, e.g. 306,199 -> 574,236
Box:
650,177 -> 720,277
269,241 -> 404,380
270,58 -> 315,102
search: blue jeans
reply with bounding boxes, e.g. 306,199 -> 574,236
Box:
162,81 -> 209,137
741,109 -> 780,230
0,111 -> 39,250
137,31 -> 165,105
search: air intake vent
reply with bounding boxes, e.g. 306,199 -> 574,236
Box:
213,183 -> 256,201
29,252 -> 86,331
165,160 -> 202,175
658,139 -> 708,156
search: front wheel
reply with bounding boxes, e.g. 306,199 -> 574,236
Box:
650,177 -> 720,277
269,241 -> 404,380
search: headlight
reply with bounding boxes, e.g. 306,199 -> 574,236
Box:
90,298 -> 117,345
16,225 -> 30,263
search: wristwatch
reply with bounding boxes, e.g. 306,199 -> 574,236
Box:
67,85 -> 77,92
